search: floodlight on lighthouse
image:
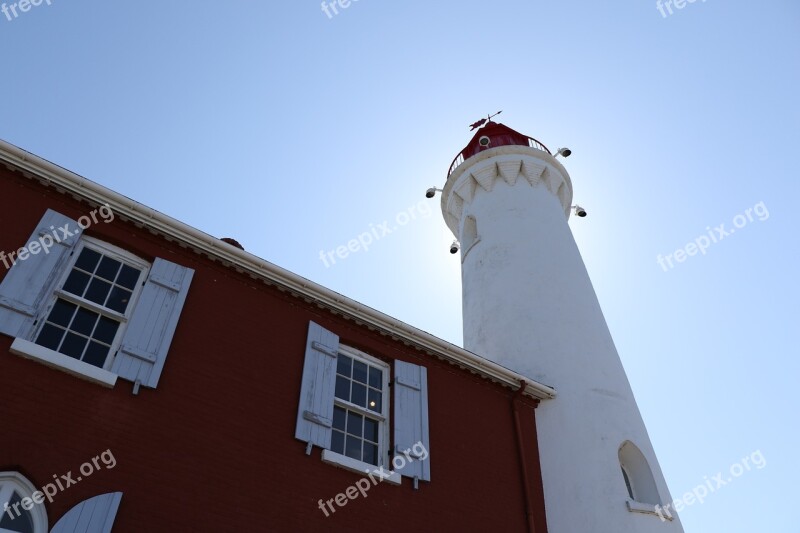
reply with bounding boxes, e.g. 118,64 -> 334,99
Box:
554,147 -> 572,158
449,240 -> 460,254
425,187 -> 443,199
571,205 -> 587,217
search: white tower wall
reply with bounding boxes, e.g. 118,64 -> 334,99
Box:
441,143 -> 683,533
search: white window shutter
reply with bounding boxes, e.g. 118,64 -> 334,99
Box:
0,209 -> 80,339
49,492 -> 122,533
295,321 -> 340,451
393,360 -> 431,482
112,258 -> 194,389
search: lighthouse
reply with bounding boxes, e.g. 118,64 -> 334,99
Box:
439,121 -> 684,532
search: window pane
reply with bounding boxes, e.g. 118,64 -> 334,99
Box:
94,316 -> 120,345
83,342 -> 110,368
95,256 -> 121,282
71,307 -> 98,337
368,366 -> 382,389
332,406 -> 346,432
351,382 -> 367,408
368,388 -> 382,413
336,354 -> 352,377
364,418 -> 379,443
74,247 -> 101,272
61,332 -> 88,359
85,278 -> 112,306
363,442 -> 378,466
331,430 -> 345,455
352,360 -> 368,384
117,264 -> 141,290
106,287 -> 133,314
346,411 -> 363,438
0,491 -> 34,533
36,324 -> 65,351
62,270 -> 91,296
345,435 -> 361,460
48,299 -> 77,327
335,376 -> 350,401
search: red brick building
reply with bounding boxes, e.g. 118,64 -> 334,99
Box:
0,140 -> 554,532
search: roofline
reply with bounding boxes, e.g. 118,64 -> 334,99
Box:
0,139 -> 556,401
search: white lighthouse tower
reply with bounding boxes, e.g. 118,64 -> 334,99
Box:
440,121 -> 684,533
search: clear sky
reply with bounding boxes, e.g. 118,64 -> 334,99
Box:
2,1 -> 798,531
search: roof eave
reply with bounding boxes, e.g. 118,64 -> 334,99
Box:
0,139 -> 556,401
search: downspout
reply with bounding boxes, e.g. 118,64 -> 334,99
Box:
513,379 -> 536,533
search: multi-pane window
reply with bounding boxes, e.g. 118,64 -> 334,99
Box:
34,239 -> 148,370
331,348 -> 388,466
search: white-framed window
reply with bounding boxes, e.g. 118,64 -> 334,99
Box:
32,237 -> 150,371
0,208 -> 195,391
330,345 -> 390,468
619,440 -> 671,519
295,321 -> 432,486
0,472 -> 48,533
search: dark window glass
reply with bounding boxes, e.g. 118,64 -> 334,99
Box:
347,411 -> 363,438
74,248 -> 101,272
83,342 -> 110,368
335,376 -> 350,401
117,265 -> 140,290
61,333 -> 88,359
48,299 -> 76,327
85,278 -> 112,306
331,430 -> 345,455
332,406 -> 346,432
94,316 -> 119,345
62,270 -> 91,296
363,443 -> 378,466
71,307 -> 98,337
364,418 -> 379,443
368,366 -> 382,389
65,248 -> 142,314
368,388 -> 382,413
95,256 -> 121,282
351,382 -> 367,407
337,354 -> 352,377
36,324 -> 64,351
622,467 -> 634,499
0,491 -> 34,533
106,287 -> 132,314
352,360 -> 368,384
345,435 -> 361,460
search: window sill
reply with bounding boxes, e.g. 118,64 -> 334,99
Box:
10,338 -> 117,388
626,499 -> 672,520
321,449 -> 401,485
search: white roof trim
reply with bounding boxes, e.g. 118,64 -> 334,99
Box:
0,140 -> 556,400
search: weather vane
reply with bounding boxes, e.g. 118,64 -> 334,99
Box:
469,110 -> 502,131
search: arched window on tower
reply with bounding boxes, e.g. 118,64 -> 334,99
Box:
0,471 -> 48,533
618,441 -> 661,505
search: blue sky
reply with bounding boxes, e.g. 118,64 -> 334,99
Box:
2,1 -> 798,530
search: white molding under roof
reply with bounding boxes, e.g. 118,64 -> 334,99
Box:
0,140 -> 555,400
